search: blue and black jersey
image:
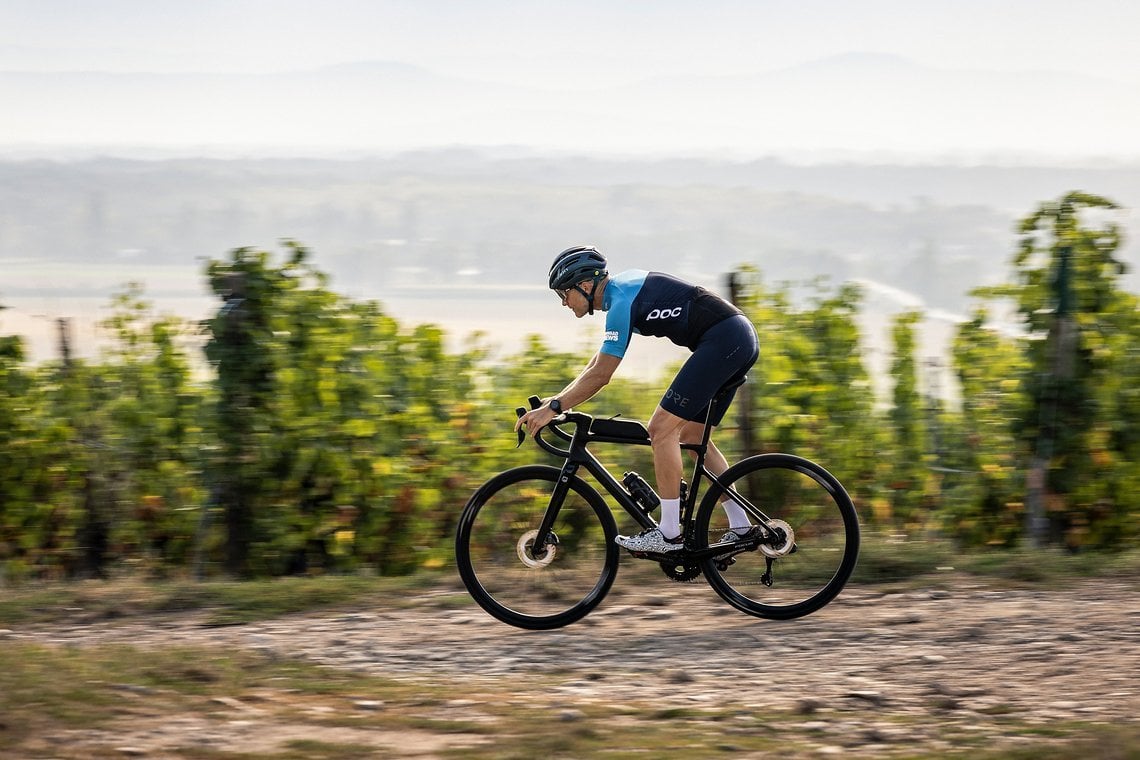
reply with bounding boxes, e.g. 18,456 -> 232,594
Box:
599,270 -> 743,358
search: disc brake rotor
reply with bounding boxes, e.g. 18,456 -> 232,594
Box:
760,519 -> 795,558
516,529 -> 557,568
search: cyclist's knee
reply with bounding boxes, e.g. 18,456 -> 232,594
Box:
647,407 -> 686,443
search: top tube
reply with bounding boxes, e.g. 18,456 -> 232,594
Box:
516,375 -> 745,459
529,409 -> 653,459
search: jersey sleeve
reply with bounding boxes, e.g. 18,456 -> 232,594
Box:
600,305 -> 633,358
598,270 -> 648,359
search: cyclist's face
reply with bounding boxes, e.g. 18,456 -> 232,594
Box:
559,281 -> 591,316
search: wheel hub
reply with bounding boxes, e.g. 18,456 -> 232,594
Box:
760,519 -> 795,558
516,529 -> 557,568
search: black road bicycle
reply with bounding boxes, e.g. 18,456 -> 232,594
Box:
455,380 -> 860,630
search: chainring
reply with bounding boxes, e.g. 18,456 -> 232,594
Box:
659,560 -> 703,582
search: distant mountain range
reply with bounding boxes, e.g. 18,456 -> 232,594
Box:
2,53 -> 1136,161
1,150 -> 1136,304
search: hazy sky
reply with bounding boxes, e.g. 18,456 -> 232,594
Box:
3,0 -> 1138,81
2,0 -> 1138,159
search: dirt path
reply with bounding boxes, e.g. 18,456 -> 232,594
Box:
9,573 -> 1140,757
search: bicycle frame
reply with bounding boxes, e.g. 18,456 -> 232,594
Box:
462,388 -> 858,628
521,398 -> 775,562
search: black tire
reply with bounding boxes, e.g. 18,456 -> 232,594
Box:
696,454 -> 859,620
455,465 -> 619,630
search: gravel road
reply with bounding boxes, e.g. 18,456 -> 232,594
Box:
9,571 -> 1139,757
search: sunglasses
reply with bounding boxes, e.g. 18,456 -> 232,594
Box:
555,288 -> 569,300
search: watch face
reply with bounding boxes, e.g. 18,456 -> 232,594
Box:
550,399 -> 562,413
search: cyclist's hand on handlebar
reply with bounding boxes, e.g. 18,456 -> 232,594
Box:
514,399 -> 559,438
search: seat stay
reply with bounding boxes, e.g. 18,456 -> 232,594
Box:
697,467 -> 776,527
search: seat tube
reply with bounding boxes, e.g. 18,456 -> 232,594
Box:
679,403 -> 719,536
700,394 -> 720,449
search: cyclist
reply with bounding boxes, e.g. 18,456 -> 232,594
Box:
515,245 -> 760,553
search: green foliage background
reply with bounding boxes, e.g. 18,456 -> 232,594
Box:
0,192 -> 1136,579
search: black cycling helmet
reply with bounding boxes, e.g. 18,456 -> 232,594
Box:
549,245 -> 608,314
549,245 -> 607,291
549,244 -> 611,314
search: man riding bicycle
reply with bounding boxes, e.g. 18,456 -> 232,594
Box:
515,245 -> 761,554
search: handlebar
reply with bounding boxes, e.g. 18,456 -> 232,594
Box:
515,395 -> 652,457
515,395 -> 583,457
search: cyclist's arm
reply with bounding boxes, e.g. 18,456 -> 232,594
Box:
556,350 -> 621,408
514,351 -> 621,435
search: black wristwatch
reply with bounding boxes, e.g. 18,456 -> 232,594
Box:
549,397 -> 563,413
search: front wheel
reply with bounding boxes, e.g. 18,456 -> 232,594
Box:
696,453 -> 859,620
455,465 -> 619,629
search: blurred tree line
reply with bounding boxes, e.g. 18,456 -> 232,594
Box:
0,192 -> 1136,580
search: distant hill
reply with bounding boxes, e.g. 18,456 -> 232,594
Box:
1,152 -> 1136,307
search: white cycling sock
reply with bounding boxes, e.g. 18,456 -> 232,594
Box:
721,499 -> 751,531
659,498 -> 681,539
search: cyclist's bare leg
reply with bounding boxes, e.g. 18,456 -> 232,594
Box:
647,406 -> 688,537
647,406 -> 688,499
680,420 -> 728,475
658,417 -> 733,488
680,420 -> 750,531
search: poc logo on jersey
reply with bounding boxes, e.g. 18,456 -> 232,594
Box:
647,307 -> 683,320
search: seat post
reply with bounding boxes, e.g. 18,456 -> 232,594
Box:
697,402 -> 718,452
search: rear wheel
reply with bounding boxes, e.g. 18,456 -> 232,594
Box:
455,465 -> 619,629
696,454 -> 859,619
